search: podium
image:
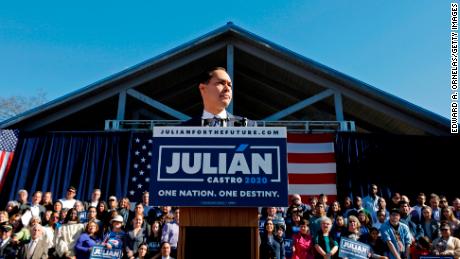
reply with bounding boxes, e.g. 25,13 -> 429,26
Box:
150,127 -> 288,259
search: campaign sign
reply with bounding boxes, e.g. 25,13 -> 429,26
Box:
150,126 -> 288,207
90,245 -> 122,259
338,238 -> 370,259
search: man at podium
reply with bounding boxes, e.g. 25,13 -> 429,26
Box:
182,67 -> 256,127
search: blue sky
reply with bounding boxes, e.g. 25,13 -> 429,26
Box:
0,1 -> 450,118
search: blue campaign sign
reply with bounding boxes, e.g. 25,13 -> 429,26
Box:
338,237 -> 371,259
150,126 -> 288,207
90,245 -> 122,259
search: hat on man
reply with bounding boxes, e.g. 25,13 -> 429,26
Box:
0,223 -> 13,232
110,215 -> 124,223
68,186 -> 77,192
108,195 -> 117,201
390,208 -> 401,215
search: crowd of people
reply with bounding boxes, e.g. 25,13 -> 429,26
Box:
1,184 -> 459,259
0,187 -> 176,259
258,185 -> 460,259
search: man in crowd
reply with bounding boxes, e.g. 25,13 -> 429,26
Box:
59,186 -> 78,209
430,193 -> 441,222
84,188 -> 101,210
17,189 -> 30,213
29,191 -> 46,219
0,224 -> 17,258
380,208 -> 412,259
141,191 -> 151,217
19,224 -> 48,259
453,197 -> 460,220
363,184 -> 380,213
410,192 -> 426,225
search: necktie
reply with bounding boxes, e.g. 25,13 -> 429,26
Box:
28,240 -> 36,259
203,117 -> 223,127
210,117 -> 221,127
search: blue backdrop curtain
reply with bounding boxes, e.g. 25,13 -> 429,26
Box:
334,132 -> 460,203
2,131 -> 132,205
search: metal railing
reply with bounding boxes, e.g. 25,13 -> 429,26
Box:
105,120 -> 355,132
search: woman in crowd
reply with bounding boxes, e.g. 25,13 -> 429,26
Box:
285,210 -> 303,238
342,196 -> 354,218
420,206 -> 440,241
126,214 -> 149,258
342,215 -> 361,241
41,191 -> 54,211
5,201 -> 19,217
53,200 -> 63,215
431,223 -> 460,258
442,207 -> 460,233
74,220 -> 101,259
259,219 -> 284,259
134,243 -> 149,259
314,217 -> 338,259
0,210 -> 8,224
54,208 -> 85,258
86,206 -> 103,234
358,210 -> 372,236
102,215 -> 126,251
118,197 -> 133,227
96,201 -> 109,226
147,220 -> 162,257
59,208 -> 69,224
326,201 -> 342,222
331,215 -> 346,241
292,219 -> 314,259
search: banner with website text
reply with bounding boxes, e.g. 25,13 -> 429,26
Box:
150,127 -> 288,207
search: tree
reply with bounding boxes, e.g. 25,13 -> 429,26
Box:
0,89 -> 47,122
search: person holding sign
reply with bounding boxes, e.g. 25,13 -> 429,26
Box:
75,220 -> 101,259
182,67 -> 256,127
102,215 -> 126,251
314,217 -> 338,259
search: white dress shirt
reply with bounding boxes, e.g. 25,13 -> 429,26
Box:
202,110 -> 228,127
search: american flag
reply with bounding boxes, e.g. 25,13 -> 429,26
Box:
127,133 -> 154,202
287,133 -> 337,202
0,129 -> 19,192
127,132 -> 337,203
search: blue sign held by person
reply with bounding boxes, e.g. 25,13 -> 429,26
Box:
150,127 -> 288,207
338,237 -> 371,259
89,245 -> 122,259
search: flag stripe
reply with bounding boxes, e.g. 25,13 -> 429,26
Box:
288,173 -> 336,184
0,151 -> 9,180
287,133 -> 337,202
287,133 -> 335,143
287,163 -> 336,174
288,184 -> 337,195
288,153 -> 335,163
287,143 -> 334,153
0,129 -> 19,192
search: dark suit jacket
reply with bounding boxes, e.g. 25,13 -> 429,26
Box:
0,238 -> 19,259
181,112 -> 257,127
18,237 -> 49,259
